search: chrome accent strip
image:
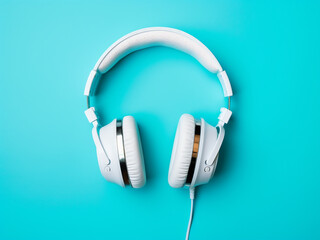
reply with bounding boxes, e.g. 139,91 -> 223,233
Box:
116,120 -> 131,186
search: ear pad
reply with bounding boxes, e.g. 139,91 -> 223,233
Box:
168,114 -> 195,188
122,116 -> 146,188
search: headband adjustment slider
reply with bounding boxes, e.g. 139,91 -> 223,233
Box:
217,70 -> 233,97
85,107 -> 98,123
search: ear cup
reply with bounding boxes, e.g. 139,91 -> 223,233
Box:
168,114 -> 195,188
122,116 -> 146,188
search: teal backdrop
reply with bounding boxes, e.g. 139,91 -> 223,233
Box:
1,0 -> 320,239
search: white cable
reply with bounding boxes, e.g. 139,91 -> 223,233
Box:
186,187 -> 195,240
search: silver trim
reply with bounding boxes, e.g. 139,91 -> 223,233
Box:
116,120 -> 126,162
116,120 -> 131,186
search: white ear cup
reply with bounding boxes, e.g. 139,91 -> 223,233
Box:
99,119 -> 126,187
168,114 -> 195,188
122,116 -> 146,188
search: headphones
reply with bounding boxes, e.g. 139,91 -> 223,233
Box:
84,27 -> 233,190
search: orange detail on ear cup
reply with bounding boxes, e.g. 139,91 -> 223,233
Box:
192,134 -> 200,158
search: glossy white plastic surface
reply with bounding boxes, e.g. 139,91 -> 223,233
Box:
218,107 -> 232,125
85,107 -> 97,123
205,125 -> 225,167
217,70 -> 233,97
98,120 -> 125,187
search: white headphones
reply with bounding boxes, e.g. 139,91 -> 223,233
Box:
84,27 -> 233,239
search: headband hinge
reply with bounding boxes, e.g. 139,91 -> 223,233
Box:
85,107 -> 98,123
218,107 -> 232,126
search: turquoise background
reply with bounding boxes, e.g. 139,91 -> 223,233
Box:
1,0 -> 320,239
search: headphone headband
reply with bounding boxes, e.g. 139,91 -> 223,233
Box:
84,27 -> 233,98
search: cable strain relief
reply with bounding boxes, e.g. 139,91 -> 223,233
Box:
189,187 -> 195,200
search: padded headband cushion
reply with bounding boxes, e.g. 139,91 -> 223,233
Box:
122,116 -> 146,188
168,114 -> 195,188
84,27 -> 231,97
95,27 -> 222,74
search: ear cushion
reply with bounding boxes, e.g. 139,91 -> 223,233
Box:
122,116 -> 146,188
168,114 -> 195,188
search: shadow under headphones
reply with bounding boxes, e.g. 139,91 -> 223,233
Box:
84,27 -> 233,239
